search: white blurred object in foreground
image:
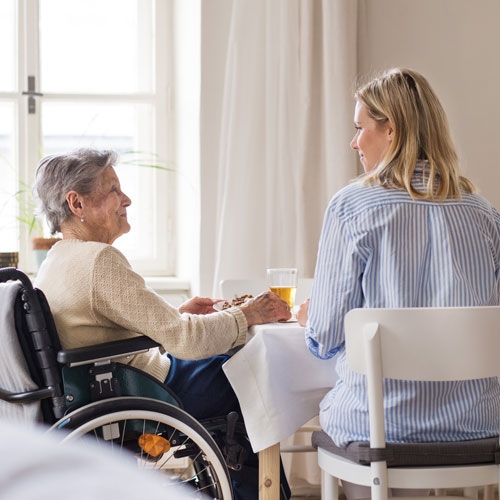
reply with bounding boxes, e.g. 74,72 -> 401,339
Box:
0,420 -> 193,500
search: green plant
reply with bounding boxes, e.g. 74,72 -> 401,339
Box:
120,151 -> 175,172
14,181 -> 44,236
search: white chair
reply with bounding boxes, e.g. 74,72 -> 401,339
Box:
314,306 -> 500,500
219,277 -> 314,306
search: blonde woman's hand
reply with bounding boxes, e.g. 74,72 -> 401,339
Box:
296,298 -> 310,326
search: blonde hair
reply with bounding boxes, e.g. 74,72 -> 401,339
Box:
355,68 -> 475,200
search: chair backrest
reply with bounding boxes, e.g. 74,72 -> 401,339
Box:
345,306 -> 500,382
344,306 -> 500,448
220,278 -> 313,306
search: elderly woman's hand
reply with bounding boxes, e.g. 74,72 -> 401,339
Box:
296,298 -> 310,326
239,291 -> 291,326
179,297 -> 220,315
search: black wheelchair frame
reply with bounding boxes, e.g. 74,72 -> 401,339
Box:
0,267 -> 252,500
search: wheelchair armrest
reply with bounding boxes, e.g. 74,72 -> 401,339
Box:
57,336 -> 162,367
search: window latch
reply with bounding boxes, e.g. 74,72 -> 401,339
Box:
22,76 -> 43,114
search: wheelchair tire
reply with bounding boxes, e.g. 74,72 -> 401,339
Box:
51,397 -> 233,500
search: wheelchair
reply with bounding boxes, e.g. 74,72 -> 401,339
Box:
0,267 -> 250,499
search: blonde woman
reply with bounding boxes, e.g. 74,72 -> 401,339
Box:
298,68 -> 500,499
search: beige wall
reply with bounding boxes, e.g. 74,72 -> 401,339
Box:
358,0 -> 500,208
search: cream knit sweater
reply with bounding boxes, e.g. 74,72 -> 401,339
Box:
35,239 -> 248,382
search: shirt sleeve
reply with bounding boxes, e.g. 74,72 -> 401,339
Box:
89,245 -> 247,359
305,206 -> 365,359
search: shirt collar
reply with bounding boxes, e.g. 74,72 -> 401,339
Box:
414,160 -> 430,175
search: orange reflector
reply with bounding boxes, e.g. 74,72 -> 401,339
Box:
138,433 -> 171,457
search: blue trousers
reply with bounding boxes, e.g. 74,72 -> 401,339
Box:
165,354 -> 291,500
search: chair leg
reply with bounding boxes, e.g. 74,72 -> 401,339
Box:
463,487 -> 479,500
434,488 -> 479,500
321,469 -> 339,500
371,484 -> 388,500
370,462 -> 389,500
483,485 -> 495,500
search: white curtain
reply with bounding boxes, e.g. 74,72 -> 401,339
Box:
202,0 -> 358,491
210,0 -> 359,297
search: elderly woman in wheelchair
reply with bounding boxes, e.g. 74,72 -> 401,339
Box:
0,148 -> 292,500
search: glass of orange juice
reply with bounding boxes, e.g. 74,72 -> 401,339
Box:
266,268 -> 298,309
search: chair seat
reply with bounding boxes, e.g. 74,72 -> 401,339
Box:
312,431 -> 500,467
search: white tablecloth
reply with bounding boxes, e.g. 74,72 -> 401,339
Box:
223,322 -> 337,452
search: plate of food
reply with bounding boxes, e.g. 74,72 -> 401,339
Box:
214,294 -> 298,322
213,294 -> 254,311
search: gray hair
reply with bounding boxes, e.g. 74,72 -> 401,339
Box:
34,148 -> 118,234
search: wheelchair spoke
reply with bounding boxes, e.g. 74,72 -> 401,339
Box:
150,440 -> 194,469
166,468 -> 218,490
187,463 -> 215,484
177,449 -> 202,477
196,479 -> 220,494
140,419 -> 146,461
53,401 -> 232,499
93,428 -> 101,446
162,461 -> 219,496
149,441 -> 220,494
119,419 -> 127,455
167,426 -> 179,443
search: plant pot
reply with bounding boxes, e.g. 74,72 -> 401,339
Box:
32,238 -> 61,269
0,252 -> 19,269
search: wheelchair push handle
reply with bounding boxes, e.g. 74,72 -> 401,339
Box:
0,267 -> 34,290
0,267 -> 42,317
0,386 -> 58,404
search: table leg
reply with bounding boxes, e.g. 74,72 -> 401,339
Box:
259,443 -> 281,500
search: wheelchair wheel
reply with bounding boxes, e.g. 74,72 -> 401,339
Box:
51,397 -> 233,500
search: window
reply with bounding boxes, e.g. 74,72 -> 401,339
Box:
0,0 -> 174,275
0,1 -> 18,260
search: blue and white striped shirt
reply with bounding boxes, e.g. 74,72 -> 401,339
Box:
306,163 -> 500,446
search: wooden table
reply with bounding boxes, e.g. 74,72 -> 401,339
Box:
223,322 -> 337,500
259,443 -> 281,500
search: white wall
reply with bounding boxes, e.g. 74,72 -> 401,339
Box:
358,0 -> 500,209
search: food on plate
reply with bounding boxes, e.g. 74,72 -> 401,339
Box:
221,294 -> 254,310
